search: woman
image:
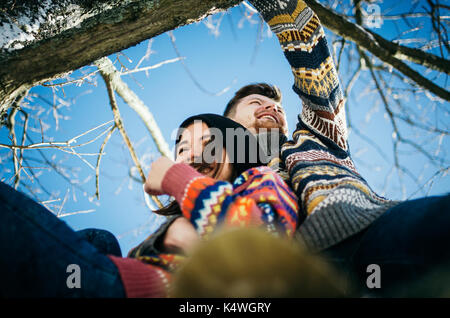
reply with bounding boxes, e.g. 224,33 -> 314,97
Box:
125,114 -> 299,272
0,114 -> 298,298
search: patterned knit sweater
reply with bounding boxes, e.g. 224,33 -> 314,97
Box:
129,163 -> 299,271
248,0 -> 399,251
115,163 -> 298,296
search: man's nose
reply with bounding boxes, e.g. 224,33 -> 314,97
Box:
264,103 -> 282,113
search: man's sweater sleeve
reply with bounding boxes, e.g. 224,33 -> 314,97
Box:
248,0 -> 349,152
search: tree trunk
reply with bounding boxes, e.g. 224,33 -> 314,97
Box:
0,0 -> 240,118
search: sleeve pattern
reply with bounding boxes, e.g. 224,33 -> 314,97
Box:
249,0 -> 348,151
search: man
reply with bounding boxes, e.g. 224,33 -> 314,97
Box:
138,0 -> 450,296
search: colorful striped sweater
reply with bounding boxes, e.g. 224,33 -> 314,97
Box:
248,0 -> 399,251
116,163 -> 298,296
130,163 -> 299,270
163,163 -> 298,239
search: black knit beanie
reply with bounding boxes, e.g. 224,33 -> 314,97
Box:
176,113 -> 267,176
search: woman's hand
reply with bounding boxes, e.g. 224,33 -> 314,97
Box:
144,156 -> 175,195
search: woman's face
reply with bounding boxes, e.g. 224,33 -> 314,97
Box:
175,121 -> 234,181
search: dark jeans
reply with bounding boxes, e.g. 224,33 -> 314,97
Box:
76,228 -> 122,257
0,181 -> 125,298
322,194 -> 450,297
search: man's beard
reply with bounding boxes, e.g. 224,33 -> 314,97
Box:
256,128 -> 284,165
255,118 -> 280,131
254,118 -> 287,135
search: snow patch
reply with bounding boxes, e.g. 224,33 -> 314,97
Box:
0,0 -> 51,50
0,0 -> 134,52
187,6 -> 226,25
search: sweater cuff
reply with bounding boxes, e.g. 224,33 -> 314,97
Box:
161,163 -> 203,204
108,255 -> 170,298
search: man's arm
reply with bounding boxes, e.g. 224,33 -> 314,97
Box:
132,1 -> 345,254
248,0 -> 348,152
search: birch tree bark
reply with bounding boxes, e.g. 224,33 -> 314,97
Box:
2,0 -> 448,121
0,0 -> 240,119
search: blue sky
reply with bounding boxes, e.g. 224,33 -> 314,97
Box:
0,1 -> 448,255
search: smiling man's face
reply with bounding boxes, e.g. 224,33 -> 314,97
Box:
228,94 -> 288,135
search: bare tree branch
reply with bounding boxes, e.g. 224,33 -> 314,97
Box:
95,124 -> 117,200
94,57 -> 172,158
101,73 -> 163,209
304,0 -> 450,101
0,0 -> 241,116
168,31 -> 237,96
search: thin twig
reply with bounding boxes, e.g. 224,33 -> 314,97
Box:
121,57 -> 185,76
103,76 -> 163,209
94,57 -> 172,158
95,124 -> 117,199
167,31 -> 236,97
